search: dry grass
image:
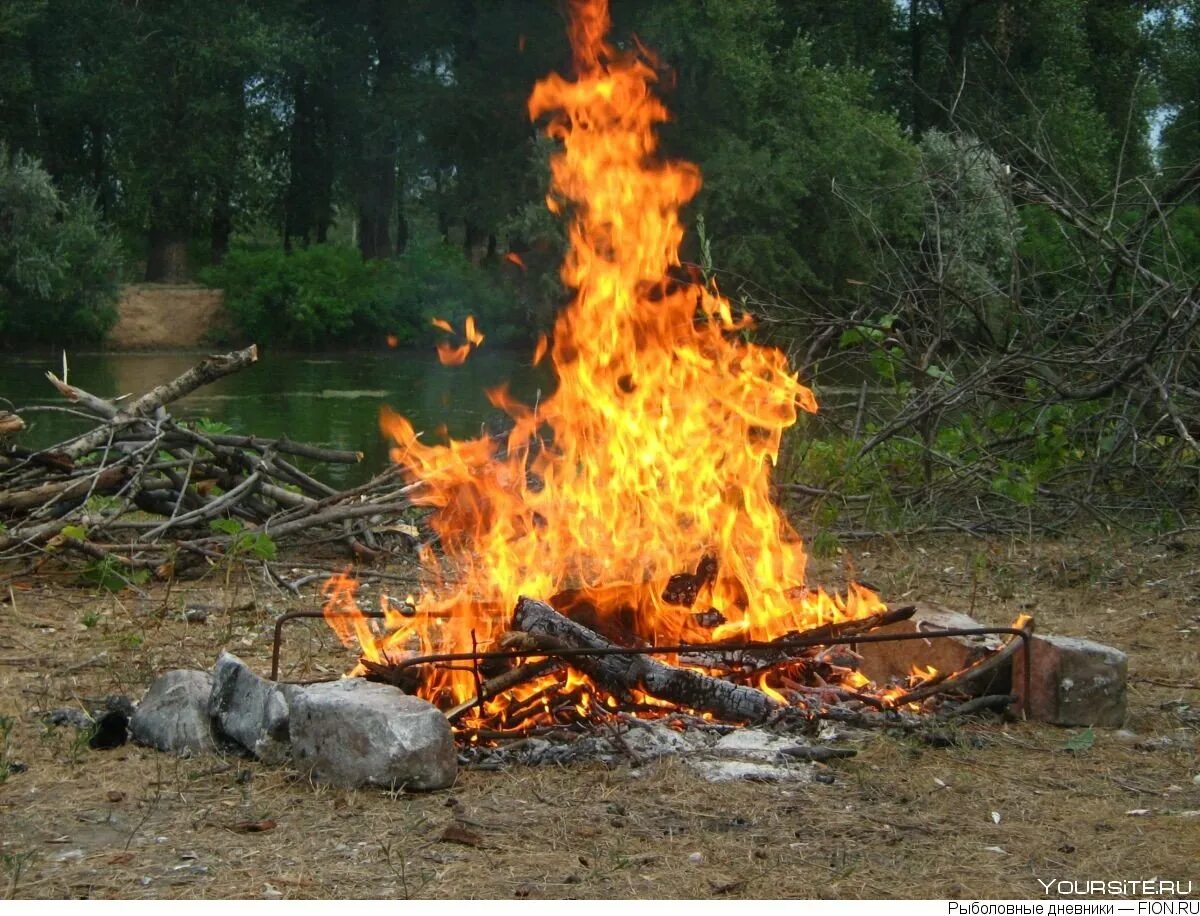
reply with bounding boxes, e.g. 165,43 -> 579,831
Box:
0,531 -> 1197,899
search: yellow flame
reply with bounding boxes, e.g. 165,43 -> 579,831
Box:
325,0 -> 885,718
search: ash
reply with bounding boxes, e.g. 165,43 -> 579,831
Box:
460,717 -> 862,783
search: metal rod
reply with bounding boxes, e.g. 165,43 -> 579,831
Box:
271,605 -> 1035,711
271,608 -> 385,681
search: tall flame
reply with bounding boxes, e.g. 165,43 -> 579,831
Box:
329,0 -> 884,714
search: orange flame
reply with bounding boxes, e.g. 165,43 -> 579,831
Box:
327,0 -> 884,716
432,316 -> 485,366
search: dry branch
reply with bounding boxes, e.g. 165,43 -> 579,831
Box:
0,345 -> 417,572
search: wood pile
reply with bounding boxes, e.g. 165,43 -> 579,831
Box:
0,345 -> 417,581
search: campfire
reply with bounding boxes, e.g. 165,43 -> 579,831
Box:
313,0 -> 1036,735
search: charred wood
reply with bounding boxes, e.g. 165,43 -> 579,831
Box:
512,596 -> 782,723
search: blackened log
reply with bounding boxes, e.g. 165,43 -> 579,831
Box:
512,597 -> 781,724
683,604 -> 918,673
662,554 -> 718,607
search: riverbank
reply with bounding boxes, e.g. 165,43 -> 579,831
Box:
107,285 -> 228,350
1,531 -> 1196,898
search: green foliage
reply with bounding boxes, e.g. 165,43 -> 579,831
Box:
918,131 -> 1019,310
633,1 -> 922,298
209,517 -> 277,561
194,418 -> 233,436
202,242 -> 521,348
0,714 -> 13,785
1063,727 -> 1096,753
80,555 -> 150,593
0,144 -> 123,344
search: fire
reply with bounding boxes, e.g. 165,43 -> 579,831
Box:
325,0 -> 886,720
432,316 -> 485,366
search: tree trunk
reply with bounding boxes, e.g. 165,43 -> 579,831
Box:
395,192 -> 409,255
89,121 -> 111,219
909,0 -> 924,135
356,154 -> 395,261
211,191 -> 233,264
284,72 -> 315,251
146,225 -> 190,283
355,3 -> 398,262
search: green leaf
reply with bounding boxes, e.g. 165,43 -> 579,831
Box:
209,518 -> 243,536
60,524 -> 88,541
1063,727 -> 1095,753
243,532 -> 277,561
195,417 -> 233,435
79,555 -> 146,593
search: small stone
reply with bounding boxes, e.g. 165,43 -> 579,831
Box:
44,708 -> 92,730
131,670 -> 217,757
208,652 -> 299,764
1193,774 -> 1200,786
183,606 -> 209,624
1013,634 -> 1128,727
289,679 -> 456,790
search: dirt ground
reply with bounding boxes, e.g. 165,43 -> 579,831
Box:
1,531 -> 1197,900
107,285 -> 227,350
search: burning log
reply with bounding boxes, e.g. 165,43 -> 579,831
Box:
512,597 -> 782,723
684,603 -> 918,675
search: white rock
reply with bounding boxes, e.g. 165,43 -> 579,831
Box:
289,678 -> 456,791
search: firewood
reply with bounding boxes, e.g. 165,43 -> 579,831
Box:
0,345 -> 414,567
0,411 -> 25,438
512,597 -> 782,723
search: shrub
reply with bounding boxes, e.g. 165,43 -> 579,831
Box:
0,145 -> 123,344
203,241 -> 524,348
202,244 -> 376,348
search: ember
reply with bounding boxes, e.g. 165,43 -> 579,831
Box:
323,0 -> 951,727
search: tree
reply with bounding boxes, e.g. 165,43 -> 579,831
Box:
0,145 -> 122,344
626,0 -> 921,301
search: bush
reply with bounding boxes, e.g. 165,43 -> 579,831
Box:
202,242 -> 523,348
0,145 -> 123,344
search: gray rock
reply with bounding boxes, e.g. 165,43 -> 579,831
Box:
131,670 -> 216,756
44,707 -> 93,730
207,652 -> 299,764
1013,634 -> 1128,727
289,679 -> 456,790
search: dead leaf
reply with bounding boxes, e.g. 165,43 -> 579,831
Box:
106,790 -> 126,803
437,824 -> 483,847
230,819 -> 277,833
107,853 -> 135,866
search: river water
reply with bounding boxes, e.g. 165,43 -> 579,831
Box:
0,349 -> 549,486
